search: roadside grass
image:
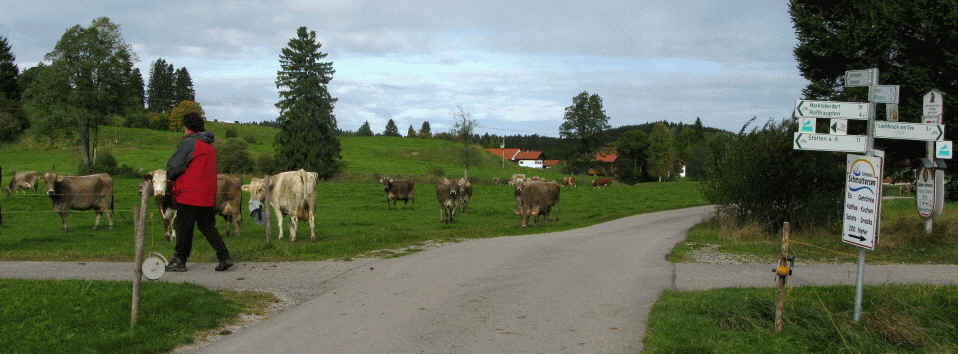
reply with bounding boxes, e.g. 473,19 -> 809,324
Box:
0,179 -> 706,261
0,278 -> 276,353
644,285 -> 958,353
668,199 -> 958,264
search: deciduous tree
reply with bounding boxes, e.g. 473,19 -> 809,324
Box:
560,91 -> 610,172
647,122 -> 675,182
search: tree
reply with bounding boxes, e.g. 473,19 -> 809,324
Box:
0,36 -> 18,101
647,122 -> 675,182
383,119 -> 400,137
22,17 -> 139,171
615,130 -> 649,184
129,68 -> 145,109
790,0 -> 958,176
146,58 -> 175,112
560,91 -> 610,172
407,124 -> 416,138
453,105 -> 478,178
419,121 -> 431,138
168,100 -> 204,132
173,67 -> 195,102
274,26 -> 341,178
0,95 -> 29,141
357,120 -> 373,136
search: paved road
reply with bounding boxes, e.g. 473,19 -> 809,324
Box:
3,204 -> 957,353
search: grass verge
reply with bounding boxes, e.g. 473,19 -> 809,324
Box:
669,199 -> 958,264
0,278 -> 276,353
644,285 -> 958,353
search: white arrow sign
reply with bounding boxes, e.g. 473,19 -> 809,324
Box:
793,100 -> 868,120
869,85 -> 900,104
793,133 -> 866,153
831,119 -> 848,135
874,121 -> 945,141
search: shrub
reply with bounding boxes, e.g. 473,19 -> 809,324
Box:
218,139 -> 253,174
168,100 -> 204,131
255,154 -> 276,174
0,95 -> 29,142
81,150 -> 139,177
225,127 -> 238,138
243,135 -> 258,144
701,118 -> 844,231
124,111 -> 151,129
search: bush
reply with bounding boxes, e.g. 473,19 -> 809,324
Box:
0,95 -> 29,142
225,127 -> 238,138
701,119 -> 844,231
124,111 -> 151,129
81,150 -> 139,177
168,100 -> 204,131
255,154 -> 276,174
243,135 -> 258,144
218,139 -> 253,174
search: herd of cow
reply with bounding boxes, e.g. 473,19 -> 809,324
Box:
5,168 -> 613,239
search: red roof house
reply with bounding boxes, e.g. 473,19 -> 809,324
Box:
486,148 -> 520,160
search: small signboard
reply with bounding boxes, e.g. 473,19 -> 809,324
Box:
869,85 -> 900,104
937,141 -> 953,159
886,104 -> 899,122
794,100 -> 868,120
845,69 -> 875,87
843,154 -> 883,250
917,167 -> 935,218
923,90 -> 944,122
830,119 -> 848,135
793,133 -> 866,153
874,121 -> 945,141
799,118 -> 816,133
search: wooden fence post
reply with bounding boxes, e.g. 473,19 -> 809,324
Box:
264,174 -> 271,244
775,221 -> 791,333
131,181 -> 151,328
0,166 -> 3,225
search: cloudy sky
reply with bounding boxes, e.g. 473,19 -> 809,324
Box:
1,0 -> 806,137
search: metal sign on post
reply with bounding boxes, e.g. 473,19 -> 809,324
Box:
917,167 -> 935,218
869,85 -> 900,104
842,154 -> 883,250
830,119 -> 848,135
924,89 -> 944,122
793,133 -> 866,153
794,100 -> 868,120
845,68 -> 875,87
875,121 -> 945,141
936,141 -> 953,159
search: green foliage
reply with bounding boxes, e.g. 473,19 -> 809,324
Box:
122,111 -> 149,129
168,100 -> 204,132
647,122 -> 675,181
615,129 -> 649,184
147,111 -> 168,130
274,26 -> 341,178
218,138 -> 254,174
701,119 -> 844,231
560,91 -> 610,172
418,121 -> 431,138
428,165 -> 445,177
81,150 -> 137,177
243,134 -> 258,144
0,36 -> 19,101
129,68 -> 144,109
173,67 -> 195,103
255,153 -> 277,174
225,126 -> 238,138
406,124 -> 416,138
146,58 -> 175,112
383,119 -> 400,137
0,94 -> 28,142
356,121 -> 373,136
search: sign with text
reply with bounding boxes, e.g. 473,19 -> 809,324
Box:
917,167 -> 935,218
845,68 -> 875,87
923,90 -> 944,122
794,100 -> 868,120
936,141 -> 953,159
874,121 -> 945,141
830,119 -> 848,135
793,133 -> 866,153
799,118 -> 816,133
869,85 -> 900,104
843,154 -> 883,250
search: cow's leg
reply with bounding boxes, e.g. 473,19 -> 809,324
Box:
274,206 -> 284,240
94,212 -> 101,230
309,212 -> 316,241
60,212 -> 68,232
233,214 -> 241,237
106,207 -> 113,230
289,215 -> 298,242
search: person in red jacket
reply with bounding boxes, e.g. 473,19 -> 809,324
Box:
165,112 -> 233,272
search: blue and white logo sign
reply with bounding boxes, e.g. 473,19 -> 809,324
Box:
799,118 -> 816,133
936,141 -> 952,159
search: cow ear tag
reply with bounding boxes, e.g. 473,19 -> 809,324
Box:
142,252 -> 168,280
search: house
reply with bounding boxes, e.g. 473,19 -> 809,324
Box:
543,160 -> 561,169
515,150 -> 544,168
486,148 -> 520,161
590,151 -> 618,176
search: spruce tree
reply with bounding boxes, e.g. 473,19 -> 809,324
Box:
419,121 -> 431,138
407,124 -> 416,137
274,26 -> 341,177
0,36 -> 18,101
357,120 -> 373,136
130,68 -> 145,109
173,67 -> 195,102
384,119 -> 400,137
147,58 -> 176,112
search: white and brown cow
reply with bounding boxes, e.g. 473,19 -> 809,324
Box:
43,172 -> 114,232
6,170 -> 43,196
247,169 -> 318,242
145,170 -> 244,241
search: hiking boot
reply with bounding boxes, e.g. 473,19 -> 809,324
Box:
166,257 -> 187,272
215,258 -> 233,272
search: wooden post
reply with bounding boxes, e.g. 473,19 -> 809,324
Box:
775,221 -> 790,333
0,166 -> 3,225
264,174 -> 271,244
131,181 -> 151,328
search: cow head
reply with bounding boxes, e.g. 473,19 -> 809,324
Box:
380,177 -> 394,192
42,172 -> 62,196
145,170 -> 169,197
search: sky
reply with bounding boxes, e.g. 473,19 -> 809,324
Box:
0,0 -> 807,137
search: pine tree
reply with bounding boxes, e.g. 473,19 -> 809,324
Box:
173,67 -> 195,103
130,68 -> 145,109
419,121 -> 431,138
0,36 -> 18,101
407,124 -> 416,137
146,58 -> 176,112
384,119 -> 400,137
357,120 -> 373,136
274,26 -> 341,178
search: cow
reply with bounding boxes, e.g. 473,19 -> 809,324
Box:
492,177 -> 502,185
380,177 -> 415,209
456,177 -> 472,213
508,173 -> 526,185
592,177 -> 613,188
6,170 -> 42,196
562,176 -> 577,188
436,178 -> 459,224
145,171 -> 244,240
517,181 -> 560,228
42,172 -> 114,232
247,169 -> 318,242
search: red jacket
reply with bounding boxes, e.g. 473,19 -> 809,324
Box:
166,131 -> 217,207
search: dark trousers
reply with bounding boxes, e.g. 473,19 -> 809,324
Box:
174,204 -> 230,262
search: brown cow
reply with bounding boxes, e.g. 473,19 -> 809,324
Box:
380,177 -> 415,209
436,178 -> 458,224
562,176 -> 577,188
43,172 -> 114,232
6,170 -> 42,196
216,174 -> 243,237
592,178 -> 613,188
517,181 -> 560,227
456,177 -> 472,213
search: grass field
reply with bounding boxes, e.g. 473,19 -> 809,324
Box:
644,285 -> 958,353
0,278 -> 275,353
668,199 -> 958,264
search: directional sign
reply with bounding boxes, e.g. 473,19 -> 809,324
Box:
923,89 -> 944,121
794,100 -> 868,120
937,141 -> 953,159
830,119 -> 847,135
845,68 -> 875,87
874,121 -> 945,141
799,118 -> 816,133
917,167 -> 935,218
869,85 -> 900,104
843,154 -> 883,250
793,133 -> 866,153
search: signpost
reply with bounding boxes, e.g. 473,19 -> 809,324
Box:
924,89 -> 943,122
917,167 -> 935,218
794,100 -> 868,119
843,154 -> 883,250
793,133 -> 866,153
874,121 -> 945,141
869,85 -> 900,104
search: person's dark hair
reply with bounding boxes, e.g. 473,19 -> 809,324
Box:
184,112 -> 205,132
